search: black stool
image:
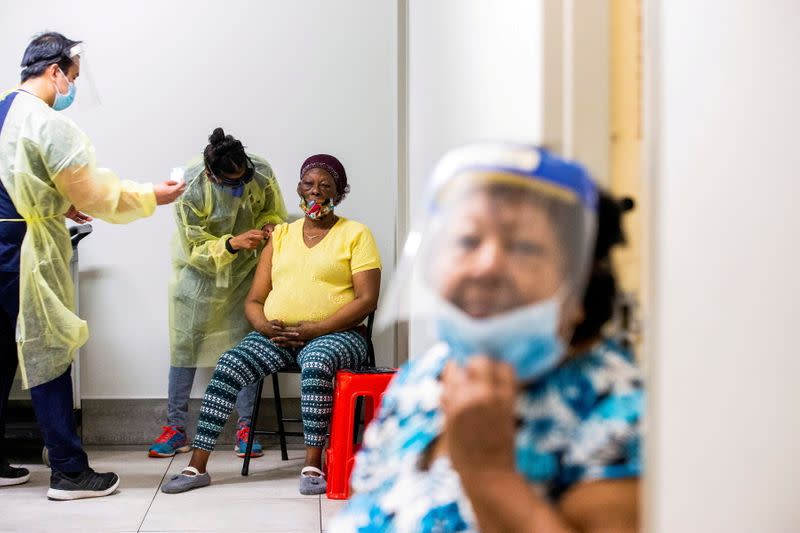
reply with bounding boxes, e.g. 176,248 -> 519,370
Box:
241,313 -> 376,475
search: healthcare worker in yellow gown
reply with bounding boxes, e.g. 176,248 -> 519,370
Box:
0,32 -> 185,499
148,128 -> 286,459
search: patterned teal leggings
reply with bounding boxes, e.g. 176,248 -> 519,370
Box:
193,330 -> 367,450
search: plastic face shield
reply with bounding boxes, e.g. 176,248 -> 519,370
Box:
66,43 -> 101,111
378,142 -> 598,345
38,42 -> 102,113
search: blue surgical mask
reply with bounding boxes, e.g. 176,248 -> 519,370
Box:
52,70 -> 76,111
435,297 -> 566,383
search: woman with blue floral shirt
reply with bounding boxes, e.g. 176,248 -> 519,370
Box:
330,143 -> 642,533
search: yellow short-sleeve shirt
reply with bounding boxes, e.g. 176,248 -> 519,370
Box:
263,217 -> 381,324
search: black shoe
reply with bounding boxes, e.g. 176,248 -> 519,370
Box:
0,461 -> 30,487
47,468 -> 120,501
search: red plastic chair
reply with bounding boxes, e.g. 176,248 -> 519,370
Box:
325,368 -> 396,499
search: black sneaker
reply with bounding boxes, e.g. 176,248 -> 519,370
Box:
0,461 -> 30,487
47,468 -> 120,501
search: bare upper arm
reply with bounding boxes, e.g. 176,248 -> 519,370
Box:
247,240 -> 274,305
557,478 -> 640,533
352,268 -> 381,308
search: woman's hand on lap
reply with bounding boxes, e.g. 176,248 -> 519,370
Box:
263,319 -> 304,348
282,321 -> 321,342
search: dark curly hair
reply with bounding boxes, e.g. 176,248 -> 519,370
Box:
570,192 -> 635,346
203,127 -> 248,178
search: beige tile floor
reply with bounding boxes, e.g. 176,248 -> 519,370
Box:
0,446 -> 347,533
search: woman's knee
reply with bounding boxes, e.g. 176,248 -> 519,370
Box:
215,350 -> 241,372
213,350 -> 256,386
299,353 -> 336,382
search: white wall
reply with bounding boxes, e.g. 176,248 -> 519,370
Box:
571,0 -> 609,183
542,0 -> 610,184
646,1 -> 800,531
406,0 -> 543,358
1,0 -> 397,399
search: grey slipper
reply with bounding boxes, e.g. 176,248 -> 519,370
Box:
298,466 -> 326,495
161,466 -> 211,494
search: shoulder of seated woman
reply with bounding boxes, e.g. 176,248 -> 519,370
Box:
337,217 -> 374,233
268,221 -> 293,240
278,219 -> 301,231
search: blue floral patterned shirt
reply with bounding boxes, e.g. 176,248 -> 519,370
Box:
329,339 -> 644,533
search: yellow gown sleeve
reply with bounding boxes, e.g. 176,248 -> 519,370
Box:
254,165 -> 288,229
173,191 -> 238,283
43,116 -> 157,223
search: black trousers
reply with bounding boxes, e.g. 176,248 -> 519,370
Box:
0,271 -> 88,472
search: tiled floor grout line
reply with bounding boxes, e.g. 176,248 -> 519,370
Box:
4,449 -> 332,533
137,454 -> 174,533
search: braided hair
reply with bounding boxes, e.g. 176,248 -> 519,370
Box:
203,127 -> 249,180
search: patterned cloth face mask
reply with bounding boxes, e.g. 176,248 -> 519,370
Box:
300,197 -> 335,220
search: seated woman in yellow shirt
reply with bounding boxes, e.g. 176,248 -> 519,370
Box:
162,154 -> 381,496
